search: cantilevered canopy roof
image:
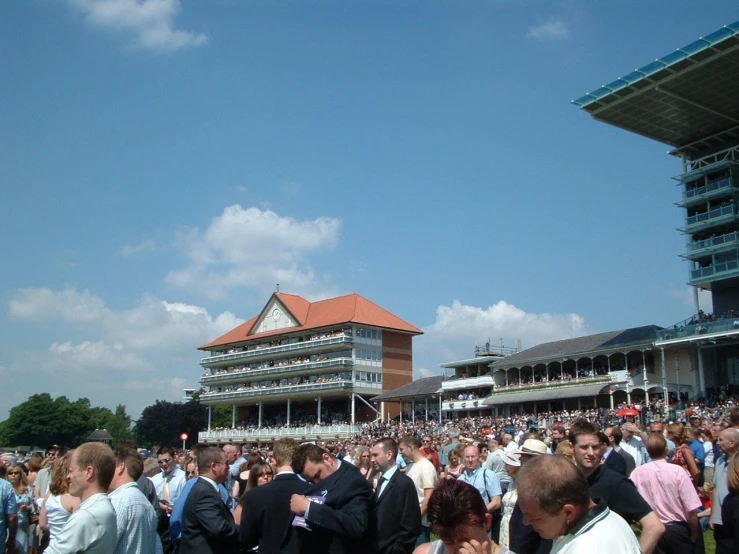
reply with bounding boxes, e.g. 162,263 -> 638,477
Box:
573,20 -> 739,155
371,375 -> 444,402
482,382 -> 609,406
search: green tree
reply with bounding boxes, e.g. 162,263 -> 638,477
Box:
0,393 -> 122,447
134,400 -> 207,448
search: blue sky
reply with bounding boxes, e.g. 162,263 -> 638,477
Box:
1,0 -> 736,420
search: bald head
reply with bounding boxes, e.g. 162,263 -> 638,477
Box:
646,433 -> 668,460
718,428 -> 739,455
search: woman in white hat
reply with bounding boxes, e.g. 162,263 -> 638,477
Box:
498,451 -> 521,550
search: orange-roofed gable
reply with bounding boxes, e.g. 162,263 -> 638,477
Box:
198,292 -> 422,350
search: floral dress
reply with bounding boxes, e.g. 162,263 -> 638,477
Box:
14,485 -> 34,553
499,486 -> 518,549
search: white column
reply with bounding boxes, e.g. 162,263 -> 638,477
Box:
317,397 -> 322,424
287,399 -> 291,426
400,401 -> 403,423
208,406 -> 212,431
351,394 -> 356,425
425,397 -> 429,420
609,392 -> 614,410
412,399 -> 415,423
660,347 -> 668,406
642,351 -> 649,403
258,402 -> 262,427
696,344 -> 706,397
232,404 -> 236,427
381,402 -> 385,422
438,396 -> 442,423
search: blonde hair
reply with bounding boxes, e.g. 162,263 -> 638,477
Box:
50,452 -> 72,495
667,423 -> 687,445
7,465 -> 28,494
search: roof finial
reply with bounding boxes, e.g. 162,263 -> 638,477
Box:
276,283 -> 280,293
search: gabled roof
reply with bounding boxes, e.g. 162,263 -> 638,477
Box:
492,325 -> 663,370
371,375 -> 445,402
199,292 -> 423,350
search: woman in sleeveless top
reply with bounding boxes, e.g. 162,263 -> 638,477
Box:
498,451 -> 522,550
413,479 -> 512,554
39,453 -> 80,544
666,423 -> 701,484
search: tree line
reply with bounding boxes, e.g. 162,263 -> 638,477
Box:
0,393 -> 233,449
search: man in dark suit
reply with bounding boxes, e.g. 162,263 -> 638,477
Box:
600,431 -> 628,476
290,443 -> 378,554
179,447 -> 240,554
606,426 -> 636,476
371,438 -> 421,554
240,438 -> 312,553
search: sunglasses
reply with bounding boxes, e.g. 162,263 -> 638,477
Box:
7,472 -> 21,476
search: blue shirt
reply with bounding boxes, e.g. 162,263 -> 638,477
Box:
169,478 -> 198,543
0,479 -> 18,544
458,466 -> 502,505
689,439 -> 705,469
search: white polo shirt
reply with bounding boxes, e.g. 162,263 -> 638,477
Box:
550,501 -> 641,554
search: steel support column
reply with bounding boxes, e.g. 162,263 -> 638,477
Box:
208,406 -> 212,431
287,398 -> 291,426
232,404 -> 236,427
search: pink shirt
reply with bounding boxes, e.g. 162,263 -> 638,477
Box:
630,459 -> 701,524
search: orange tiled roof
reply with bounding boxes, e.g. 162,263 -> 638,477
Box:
198,292 -> 422,350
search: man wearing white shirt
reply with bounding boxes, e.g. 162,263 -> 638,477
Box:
151,447 -> 186,515
46,442 -> 118,554
109,445 -> 163,554
619,424 -> 648,467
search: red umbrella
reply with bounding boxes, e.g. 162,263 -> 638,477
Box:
616,408 -> 640,417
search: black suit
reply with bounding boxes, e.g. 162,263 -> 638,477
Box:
616,447 -> 636,477
240,472 -> 313,554
300,461 -> 378,554
604,449 -> 628,476
375,469 -> 421,554
508,502 -> 552,554
179,478 -> 240,554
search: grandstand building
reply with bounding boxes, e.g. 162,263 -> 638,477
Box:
195,292 -> 422,443
435,327 -> 690,419
574,19 -> 739,395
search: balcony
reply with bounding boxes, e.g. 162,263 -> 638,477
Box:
684,231 -> 739,260
200,358 -> 355,386
198,424 -> 361,443
690,259 -> 739,286
442,399 -> 484,411
679,177 -> 734,208
489,374 -> 613,395
658,317 -> 739,341
681,204 -> 736,233
441,375 -> 494,391
200,334 -> 353,367
200,379 -> 355,404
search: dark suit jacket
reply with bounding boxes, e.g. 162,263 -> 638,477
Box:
301,461 -> 379,554
375,470 -> 421,554
508,502 -> 552,554
604,449 -> 628,476
179,478 -> 240,554
615,447 -> 636,477
240,472 -> 312,554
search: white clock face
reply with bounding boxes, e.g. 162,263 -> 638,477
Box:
272,308 -> 281,321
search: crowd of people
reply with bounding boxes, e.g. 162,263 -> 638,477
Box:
2,396 -> 739,554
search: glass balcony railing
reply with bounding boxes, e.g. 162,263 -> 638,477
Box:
688,231 -> 739,252
199,424 -> 361,442
690,259 -> 739,281
200,379 -> 355,401
685,204 -> 736,228
683,177 -> 734,202
200,358 -> 354,384
658,317 -> 739,341
200,335 -> 353,366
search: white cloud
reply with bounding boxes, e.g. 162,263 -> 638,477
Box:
526,18 -> 570,40
8,288 -> 109,323
166,205 -> 342,299
5,287 -> 244,417
414,299 -> 587,373
122,239 -> 158,256
69,0 -> 207,51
